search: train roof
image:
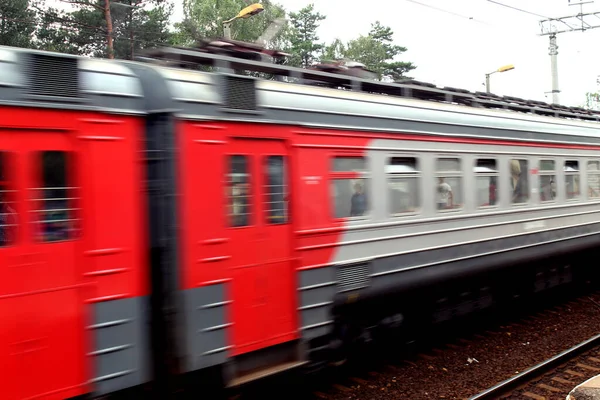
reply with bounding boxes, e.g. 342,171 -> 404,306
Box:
3,44 -> 600,144
140,46 -> 600,121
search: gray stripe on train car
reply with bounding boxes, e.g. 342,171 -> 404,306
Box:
296,224 -> 600,341
299,267 -> 337,340
368,222 -> 600,289
183,283 -> 230,372
89,297 -> 149,396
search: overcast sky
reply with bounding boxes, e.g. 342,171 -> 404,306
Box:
169,0 -> 600,108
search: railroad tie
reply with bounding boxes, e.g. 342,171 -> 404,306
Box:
523,392 -> 546,400
418,353 -> 436,361
350,377 -> 369,385
333,384 -> 352,392
551,377 -> 575,386
577,363 -> 600,372
537,383 -> 561,393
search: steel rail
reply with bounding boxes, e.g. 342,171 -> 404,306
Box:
469,332 -> 600,399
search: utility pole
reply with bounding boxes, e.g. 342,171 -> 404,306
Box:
548,33 -> 559,104
539,1 -> 600,104
223,22 -> 232,40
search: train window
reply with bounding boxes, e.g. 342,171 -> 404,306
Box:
509,159 -> 529,204
539,160 -> 556,202
264,156 -> 287,224
387,157 -> 420,215
435,158 -> 462,211
228,155 -> 251,227
475,159 -> 498,207
37,151 -> 74,242
332,157 -> 366,173
0,152 -> 16,247
331,156 -> 368,219
588,160 -> 600,199
565,160 -> 580,200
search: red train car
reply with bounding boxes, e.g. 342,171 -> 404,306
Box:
0,47 -> 150,399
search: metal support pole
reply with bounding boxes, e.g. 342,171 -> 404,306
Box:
223,22 -> 232,40
549,33 -> 560,104
485,73 -> 491,93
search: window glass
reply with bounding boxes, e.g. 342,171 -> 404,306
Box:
588,160 -> 600,199
228,155 -> 251,227
0,151 -> 16,246
509,159 -> 529,204
38,151 -> 73,242
387,157 -> 419,215
265,155 -> 287,224
565,160 -> 580,200
435,157 -> 462,211
331,156 -> 368,218
332,178 -> 368,218
539,160 -> 556,202
332,157 -> 366,173
475,159 -> 498,207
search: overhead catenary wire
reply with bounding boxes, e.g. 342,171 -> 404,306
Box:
486,0 -> 550,19
402,0 -> 543,43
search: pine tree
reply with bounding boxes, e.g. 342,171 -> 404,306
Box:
0,0 -> 37,48
286,3 -> 325,68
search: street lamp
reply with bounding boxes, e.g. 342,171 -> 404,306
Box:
485,64 -> 515,93
223,3 -> 264,40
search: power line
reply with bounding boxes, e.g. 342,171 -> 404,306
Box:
403,0 -> 546,45
404,0 -> 476,20
486,0 -> 549,19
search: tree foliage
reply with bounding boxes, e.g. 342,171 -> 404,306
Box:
0,0 -> 417,83
9,0 -> 172,59
584,92 -> 600,110
0,0 -> 37,49
343,21 -> 416,81
285,3 -> 325,68
175,0 -> 286,47
321,38 -> 346,61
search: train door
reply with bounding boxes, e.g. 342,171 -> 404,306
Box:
1,132 -> 84,400
227,138 -> 297,355
0,133 -> 21,400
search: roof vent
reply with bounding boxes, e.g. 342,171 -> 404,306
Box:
221,74 -> 256,111
25,53 -> 79,99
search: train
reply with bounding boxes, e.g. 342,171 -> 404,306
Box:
2,43 -> 600,399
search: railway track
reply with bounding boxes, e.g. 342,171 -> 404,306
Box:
471,332 -> 600,399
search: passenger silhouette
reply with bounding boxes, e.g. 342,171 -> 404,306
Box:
350,181 -> 366,217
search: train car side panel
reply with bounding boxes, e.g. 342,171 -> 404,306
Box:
178,121 -> 230,371
293,129 -> 371,343
78,117 -> 150,395
0,113 -> 88,400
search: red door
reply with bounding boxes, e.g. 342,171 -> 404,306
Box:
0,131 -> 85,400
227,138 -> 297,355
0,133 -> 21,400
